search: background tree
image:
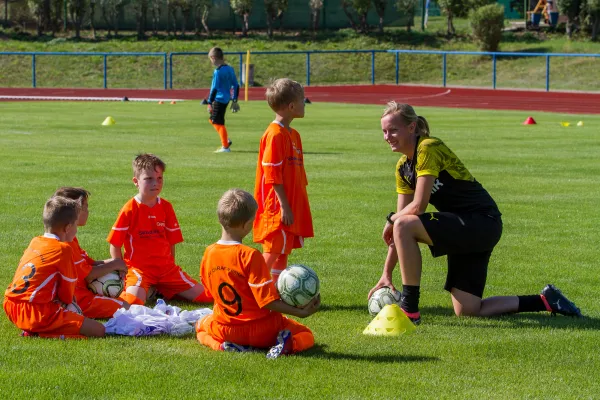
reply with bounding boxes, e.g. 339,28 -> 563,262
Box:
175,0 -> 193,35
230,0 -> 252,36
131,0 -> 149,39
264,0 -> 287,38
469,3 -> 504,51
308,0 -> 323,32
100,0 -> 127,36
589,0 -> 600,40
149,0 -> 162,35
395,0 -> 418,32
192,0 -> 211,35
67,0 -> 89,38
558,0 -> 585,37
27,0 -> 48,35
372,0 -> 387,33
341,0 -> 370,33
89,0 -> 97,38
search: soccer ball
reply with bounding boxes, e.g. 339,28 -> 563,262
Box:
277,264 -> 320,307
368,287 -> 401,316
65,301 -> 83,315
88,271 -> 124,298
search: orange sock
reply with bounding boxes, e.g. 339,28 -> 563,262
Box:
291,331 -> 315,353
211,123 -> 229,148
263,253 -> 288,283
119,292 -> 144,306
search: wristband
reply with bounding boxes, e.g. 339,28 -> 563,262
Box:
386,212 -> 395,224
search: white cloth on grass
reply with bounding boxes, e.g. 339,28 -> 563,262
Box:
104,299 -> 213,337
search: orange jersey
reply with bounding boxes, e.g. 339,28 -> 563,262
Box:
253,121 -> 314,242
200,241 -> 280,325
4,234 -> 77,305
69,237 -> 94,290
107,196 -> 183,269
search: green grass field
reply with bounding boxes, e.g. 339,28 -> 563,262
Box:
0,100 -> 599,399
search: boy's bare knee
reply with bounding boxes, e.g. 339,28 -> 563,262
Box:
81,318 -> 106,337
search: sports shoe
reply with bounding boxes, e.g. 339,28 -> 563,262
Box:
399,304 -> 421,325
214,146 -> 231,153
266,330 -> 292,359
541,284 -> 582,317
227,139 -> 232,148
220,341 -> 254,352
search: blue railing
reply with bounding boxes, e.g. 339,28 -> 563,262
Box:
0,51 -> 168,89
2,50 -> 599,92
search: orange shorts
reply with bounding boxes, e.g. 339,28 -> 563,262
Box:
3,298 -> 85,337
197,311 -> 313,350
260,230 -> 304,255
124,264 -> 198,299
75,288 -> 124,319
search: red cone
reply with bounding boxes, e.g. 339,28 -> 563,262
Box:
523,117 -> 536,125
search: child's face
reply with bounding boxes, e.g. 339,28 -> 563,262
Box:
209,55 -> 217,66
64,222 -> 78,242
77,197 -> 89,227
290,96 -> 305,119
133,167 -> 164,199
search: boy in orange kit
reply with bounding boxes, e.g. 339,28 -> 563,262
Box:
54,187 -> 129,318
196,189 -> 319,359
253,78 -> 314,282
3,196 -> 106,338
107,153 -> 212,305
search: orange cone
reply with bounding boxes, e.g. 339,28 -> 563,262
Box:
170,100 -> 176,105
523,117 -> 536,125
158,101 -> 164,105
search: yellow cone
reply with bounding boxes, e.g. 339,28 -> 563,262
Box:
560,121 -> 570,127
363,304 -> 416,336
102,116 -> 116,126
577,121 -> 584,127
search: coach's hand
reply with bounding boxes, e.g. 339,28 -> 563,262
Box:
231,101 -> 240,113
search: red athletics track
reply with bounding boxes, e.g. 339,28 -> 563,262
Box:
1,85 -> 600,114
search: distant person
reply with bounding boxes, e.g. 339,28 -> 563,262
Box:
196,189 -> 319,358
206,47 -> 240,153
4,196 -> 106,338
107,153 -> 213,305
368,101 -> 582,324
253,78 -> 314,283
54,187 -> 129,318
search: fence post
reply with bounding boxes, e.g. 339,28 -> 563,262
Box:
163,53 -> 167,90
239,53 -> 243,85
169,53 -> 174,89
442,53 -> 447,87
371,50 -> 375,85
306,52 -> 311,86
492,54 -> 497,89
32,54 -> 36,88
103,55 -> 108,89
545,55 -> 550,92
395,52 -> 399,85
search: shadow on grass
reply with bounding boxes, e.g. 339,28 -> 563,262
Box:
296,344 -> 439,363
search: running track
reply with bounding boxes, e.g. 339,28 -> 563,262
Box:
1,85 -> 600,114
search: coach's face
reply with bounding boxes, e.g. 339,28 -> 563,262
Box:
381,113 -> 415,154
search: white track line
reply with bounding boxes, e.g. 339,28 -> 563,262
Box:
0,96 -> 185,102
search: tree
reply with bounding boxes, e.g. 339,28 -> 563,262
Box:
99,0 -> 127,36
395,0 -> 418,32
469,3 -> 504,51
372,0 -> 387,33
309,0 -> 323,32
587,0 -> 599,39
67,0 -> 89,38
130,0 -> 149,39
175,0 -> 193,35
341,0 -> 370,33
89,0 -> 97,39
264,0 -> 287,38
438,0 -> 463,35
27,0 -> 47,35
149,0 -> 162,35
230,0 -> 252,36
557,0 -> 585,37
191,0 -> 211,35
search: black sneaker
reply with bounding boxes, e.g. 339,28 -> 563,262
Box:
541,284 -> 582,317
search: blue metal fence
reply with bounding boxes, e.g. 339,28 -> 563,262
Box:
1,50 -> 599,92
0,51 -> 168,89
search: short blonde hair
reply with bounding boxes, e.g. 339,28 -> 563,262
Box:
217,189 -> 258,229
209,47 -> 224,60
266,78 -> 304,112
132,153 -> 165,178
54,187 -> 90,206
382,101 -> 430,137
43,196 -> 80,230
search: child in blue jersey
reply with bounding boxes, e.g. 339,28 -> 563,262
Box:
207,47 -> 240,153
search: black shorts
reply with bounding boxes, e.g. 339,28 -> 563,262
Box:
418,212 -> 503,298
210,101 -> 229,125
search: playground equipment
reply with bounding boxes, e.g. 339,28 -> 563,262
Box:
527,0 -> 559,28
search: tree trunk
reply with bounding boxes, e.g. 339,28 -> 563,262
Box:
311,9 -> 320,32
341,3 -> 358,31
90,2 -> 96,39
201,7 -> 210,35
447,11 -> 455,35
266,15 -> 273,38
242,13 -> 248,36
592,16 -> 599,41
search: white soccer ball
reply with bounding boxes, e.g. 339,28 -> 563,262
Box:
277,264 -> 320,307
88,271 -> 124,298
368,287 -> 401,316
65,301 -> 83,315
